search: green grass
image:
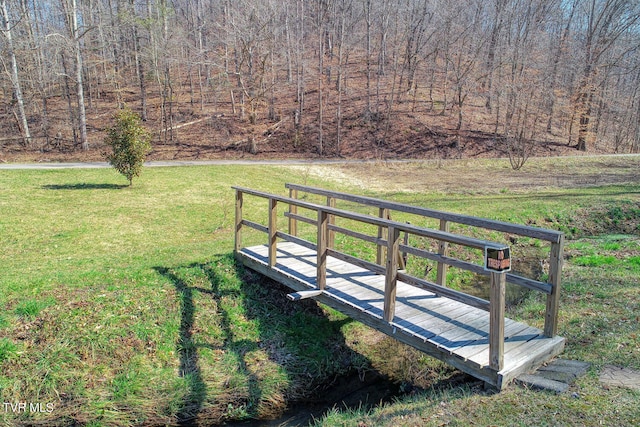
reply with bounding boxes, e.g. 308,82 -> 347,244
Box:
1,158 -> 639,426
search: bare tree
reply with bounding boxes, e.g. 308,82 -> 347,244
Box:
572,0 -> 640,151
0,0 -> 638,158
1,0 -> 31,145
60,0 -> 88,150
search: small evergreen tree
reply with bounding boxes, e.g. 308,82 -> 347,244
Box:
104,107 -> 151,186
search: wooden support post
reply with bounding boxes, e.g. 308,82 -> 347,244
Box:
398,228 -> 408,270
377,208 -> 390,266
384,226 -> 400,322
327,196 -> 336,249
489,271 -> 506,371
288,188 -> 298,236
544,236 -> 564,337
268,198 -> 278,267
436,219 -> 449,286
317,209 -> 328,290
234,190 -> 243,253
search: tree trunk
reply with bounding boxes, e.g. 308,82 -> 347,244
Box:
317,0 -> 324,156
133,21 -> 148,121
62,0 -> 88,150
61,53 -> 78,146
1,0 -> 31,145
364,0 -> 371,118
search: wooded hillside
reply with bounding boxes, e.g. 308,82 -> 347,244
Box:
1,0 -> 639,162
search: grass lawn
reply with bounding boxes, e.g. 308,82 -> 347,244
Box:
0,157 -> 639,426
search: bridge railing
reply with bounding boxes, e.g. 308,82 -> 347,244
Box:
233,185 -> 530,371
284,184 -> 564,339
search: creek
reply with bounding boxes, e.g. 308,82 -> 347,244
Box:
225,370 -> 403,427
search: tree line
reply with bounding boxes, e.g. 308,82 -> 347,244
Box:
1,0 -> 640,156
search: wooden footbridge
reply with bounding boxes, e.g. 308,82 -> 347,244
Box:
233,184 -> 565,390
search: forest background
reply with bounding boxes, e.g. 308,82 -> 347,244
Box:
1,0 -> 640,164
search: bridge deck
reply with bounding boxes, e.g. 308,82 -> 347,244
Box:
238,241 -> 565,389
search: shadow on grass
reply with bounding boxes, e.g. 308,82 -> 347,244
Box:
42,183 -> 129,190
155,266 -> 211,425
154,253 -> 381,425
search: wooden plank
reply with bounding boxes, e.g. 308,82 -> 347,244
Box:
237,241 -> 564,390
377,208 -> 389,265
393,303 -> 427,320
234,190 -> 243,252
435,314 -> 491,353
330,277 -> 385,304
400,244 -> 552,295
412,307 -> 473,346
392,295 -> 454,327
436,219 -> 449,287
454,321 -> 531,363
268,198 -> 277,267
284,211 -> 318,226
502,335 -> 563,369
397,271 -> 490,311
326,284 -> 385,319
328,249 -> 386,275
242,219 -> 268,234
327,196 -> 336,249
276,231 -> 316,251
489,272 -> 506,370
336,274 -> 386,294
545,237 -> 565,337
384,226 -> 400,322
399,300 -> 469,339
288,187 -> 298,236
245,244 -> 318,279
498,336 -> 566,389
287,290 -> 323,301
429,310 -> 491,352
325,260 -> 362,278
317,209 -> 328,290
396,303 -> 473,340
328,223 -> 385,246
464,322 -> 535,368
284,183 -> 563,242
396,283 -> 431,298
233,186 -> 510,250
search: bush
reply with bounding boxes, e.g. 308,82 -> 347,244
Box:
104,107 -> 151,186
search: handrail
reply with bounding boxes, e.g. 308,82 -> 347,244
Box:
285,183 -> 564,338
233,186 -> 508,250
285,183 -> 563,242
233,186 -> 512,370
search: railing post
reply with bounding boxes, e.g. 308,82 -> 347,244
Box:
288,188 -> 298,236
544,236 -> 564,337
268,198 -> 278,267
489,271 -> 506,371
436,219 -> 449,286
377,208 -> 390,265
398,226 -> 409,270
234,189 -> 243,253
327,196 -> 336,249
384,226 -> 400,322
317,208 -> 328,290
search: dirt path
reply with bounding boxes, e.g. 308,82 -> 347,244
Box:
275,155 -> 640,194
2,155 -> 638,194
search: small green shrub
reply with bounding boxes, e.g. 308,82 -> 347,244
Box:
103,107 -> 151,186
